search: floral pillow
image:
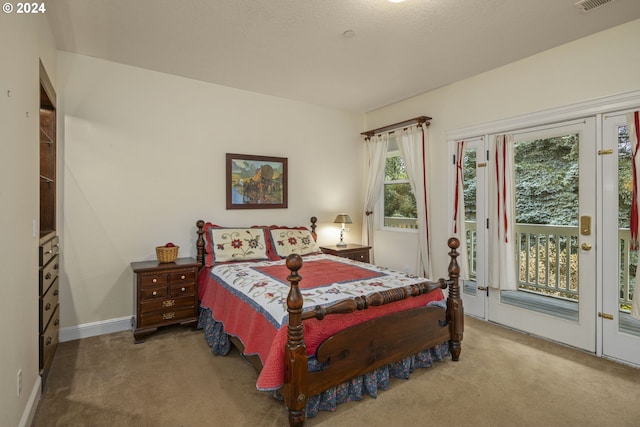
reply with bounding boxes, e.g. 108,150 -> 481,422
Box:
269,228 -> 319,258
211,228 -> 269,262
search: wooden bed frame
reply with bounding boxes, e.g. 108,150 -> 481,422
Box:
195,218 -> 463,427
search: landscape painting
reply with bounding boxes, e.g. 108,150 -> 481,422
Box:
226,153 -> 288,209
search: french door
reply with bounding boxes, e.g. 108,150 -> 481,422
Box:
601,112 -> 640,366
454,107 -> 640,366
455,137 -> 487,319
485,118 -> 597,352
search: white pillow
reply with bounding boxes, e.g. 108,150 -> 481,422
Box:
211,228 -> 269,262
269,228 -> 319,258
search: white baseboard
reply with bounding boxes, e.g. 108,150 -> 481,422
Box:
59,316 -> 132,342
19,375 -> 41,427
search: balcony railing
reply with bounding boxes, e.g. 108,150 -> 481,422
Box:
384,216 -> 418,229
463,221 -> 636,308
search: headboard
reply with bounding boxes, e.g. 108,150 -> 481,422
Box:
195,216 -> 318,268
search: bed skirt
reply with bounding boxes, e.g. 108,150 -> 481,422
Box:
198,307 -> 450,418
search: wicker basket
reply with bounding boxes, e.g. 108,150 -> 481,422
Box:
156,245 -> 179,263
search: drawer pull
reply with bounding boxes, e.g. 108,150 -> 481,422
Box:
45,250 -> 53,255
181,287 -> 186,292
181,275 -> 186,280
54,263 -> 59,270
162,312 -> 175,320
54,289 -> 59,296
152,278 -> 157,283
45,337 -> 52,345
152,291 -> 157,296
55,319 -> 59,326
163,299 -> 176,308
45,303 -> 51,311
45,272 -> 52,280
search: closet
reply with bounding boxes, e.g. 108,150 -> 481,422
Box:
38,61 -> 59,386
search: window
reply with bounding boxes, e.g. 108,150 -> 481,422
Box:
382,139 -> 417,230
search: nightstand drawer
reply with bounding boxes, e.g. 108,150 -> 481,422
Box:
320,245 -> 371,264
169,282 -> 195,297
343,252 -> 370,263
140,286 -> 168,300
140,295 -> 195,314
169,271 -> 196,284
40,278 -> 59,330
140,274 -> 169,287
138,306 -> 197,327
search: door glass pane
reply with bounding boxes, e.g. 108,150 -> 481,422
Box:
503,133 -> 580,321
462,148 -> 477,296
617,125 -> 640,337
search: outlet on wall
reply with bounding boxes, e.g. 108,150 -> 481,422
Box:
17,369 -> 22,396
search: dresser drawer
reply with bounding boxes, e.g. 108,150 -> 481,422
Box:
169,270 -> 196,284
39,254 -> 60,294
169,282 -> 195,297
39,235 -> 59,267
140,273 -> 169,287
138,306 -> 197,327
140,295 -> 195,314
140,286 -> 168,300
40,305 -> 60,370
40,279 -> 59,331
344,251 -> 370,263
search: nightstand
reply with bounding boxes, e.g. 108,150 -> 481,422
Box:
131,257 -> 199,343
320,244 -> 371,263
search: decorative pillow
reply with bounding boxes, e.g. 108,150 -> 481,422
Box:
269,228 -> 319,258
211,227 -> 269,262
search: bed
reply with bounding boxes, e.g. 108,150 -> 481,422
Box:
195,217 -> 463,427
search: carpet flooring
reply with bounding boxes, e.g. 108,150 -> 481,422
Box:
32,316 -> 640,427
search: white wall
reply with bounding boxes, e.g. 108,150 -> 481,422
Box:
0,12 -> 57,427
365,19 -> 640,278
57,52 -> 365,329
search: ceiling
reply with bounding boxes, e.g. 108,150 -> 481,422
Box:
46,0 -> 640,113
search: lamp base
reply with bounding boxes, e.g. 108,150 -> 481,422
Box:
336,229 -> 347,247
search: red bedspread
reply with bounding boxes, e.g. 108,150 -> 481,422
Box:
198,255 -> 444,390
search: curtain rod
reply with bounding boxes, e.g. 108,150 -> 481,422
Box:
361,116 -> 432,138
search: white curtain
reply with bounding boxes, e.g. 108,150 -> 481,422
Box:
396,124 -> 432,278
362,133 -> 389,264
487,134 -> 517,290
452,140 -> 470,280
628,111 -> 640,320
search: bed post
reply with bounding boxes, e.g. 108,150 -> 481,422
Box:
309,216 -> 317,235
196,220 -> 205,268
284,254 -> 308,427
446,237 -> 464,361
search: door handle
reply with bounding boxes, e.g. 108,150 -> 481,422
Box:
581,242 -> 592,251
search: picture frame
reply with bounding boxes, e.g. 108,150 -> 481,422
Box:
226,153 -> 288,209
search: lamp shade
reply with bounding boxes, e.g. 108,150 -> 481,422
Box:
333,213 -> 352,224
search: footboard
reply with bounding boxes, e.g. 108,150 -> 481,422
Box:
283,238 -> 463,427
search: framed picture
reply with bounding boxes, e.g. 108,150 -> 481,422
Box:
226,153 -> 288,209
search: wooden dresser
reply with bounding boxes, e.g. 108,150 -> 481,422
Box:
320,244 -> 371,263
131,258 -> 199,343
39,232 -> 60,383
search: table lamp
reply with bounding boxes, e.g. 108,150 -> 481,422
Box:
333,213 -> 352,247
